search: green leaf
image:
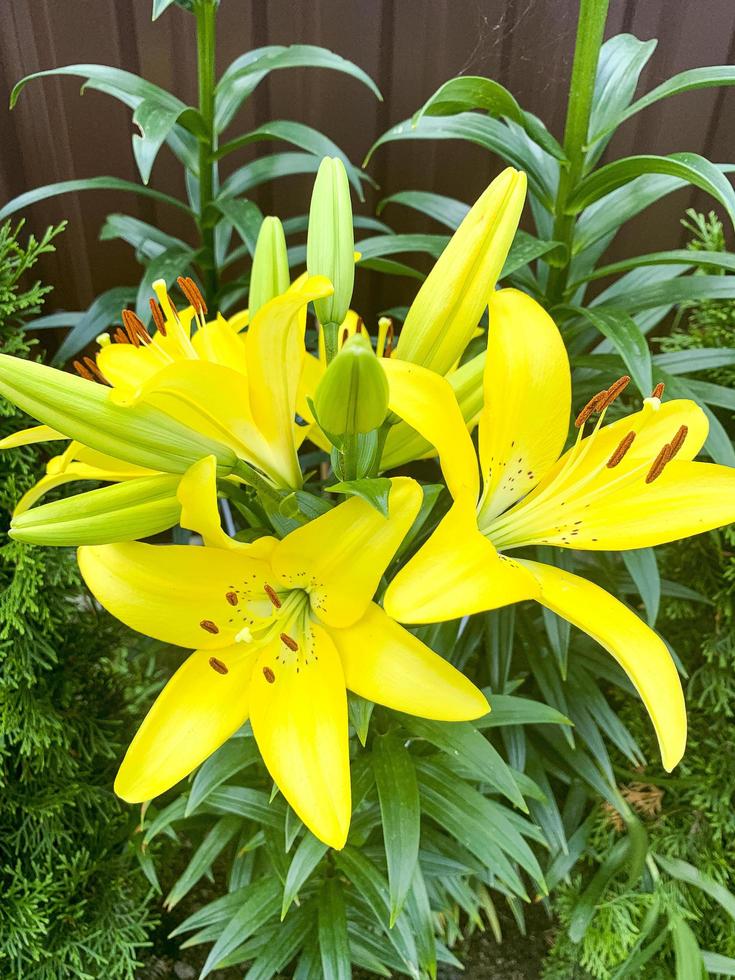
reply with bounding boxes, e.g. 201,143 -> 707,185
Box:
414,75 -> 565,160
654,854 -> 735,924
570,306 -> 652,395
476,693 -> 572,729
702,951 -> 735,976
503,230 -> 565,276
586,34 -> 658,165
24,311 -> 83,331
282,831 -> 328,919
216,45 -> 381,133
569,837 -> 630,942
0,176 -> 192,223
377,190 -> 469,230
152,0 -> 178,19
567,153 -> 735,229
355,233 -> 448,262
186,737 -> 260,816
358,257 -> 424,281
133,97 -> 202,184
366,114 -> 555,207
595,65 -> 735,143
334,848 -> 419,977
142,796 -> 187,846
214,120 -> 367,197
135,248 -> 194,323
164,815 -> 241,909
318,879 -> 351,980
347,693 -> 374,746
372,733 -> 421,925
207,786 -> 286,829
671,915 -> 705,980
622,549 -> 660,626
654,346 -> 735,374
594,275 -> 735,315
326,478 -> 392,517
676,376 -> 735,411
53,286 -> 135,365
199,877 -> 283,977
220,152 -> 323,198
571,248 -> 735,287
214,197 -> 264,256
404,866 -> 437,980
99,212 -> 189,260
402,716 -> 526,811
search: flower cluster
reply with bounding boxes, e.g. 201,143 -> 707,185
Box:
2,161 -> 733,848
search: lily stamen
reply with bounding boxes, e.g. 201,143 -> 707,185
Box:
264,584 -> 282,608
651,382 -> 665,400
597,374 -> 631,412
646,444 -> 672,484
199,619 -> 219,634
668,425 -> 688,460
606,431 -> 636,468
149,298 -> 168,337
574,390 -> 607,428
121,309 -> 152,347
208,657 -> 228,675
177,276 -> 207,316
112,327 -> 130,345
73,360 -> 95,382
262,666 -> 276,684
280,632 -> 299,651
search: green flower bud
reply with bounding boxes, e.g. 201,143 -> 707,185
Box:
0,354 -> 238,475
249,216 -> 290,318
307,157 -> 355,328
10,475 -> 182,546
314,334 -> 389,436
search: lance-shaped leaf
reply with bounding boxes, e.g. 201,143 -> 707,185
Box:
414,75 -> 565,160
10,474 -> 182,546
0,354 -> 237,474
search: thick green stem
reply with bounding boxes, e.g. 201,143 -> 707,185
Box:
195,0 -> 219,308
546,0 -> 610,305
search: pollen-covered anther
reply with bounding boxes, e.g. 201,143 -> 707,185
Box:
383,321 -> 394,358
606,430 -> 636,468
280,632 -> 299,651
113,327 -> 130,345
341,327 -> 349,347
645,444 -> 672,484
199,619 -> 220,634
177,275 -> 207,316
668,425 -> 688,460
209,657 -> 228,675
264,584 -> 281,608
121,309 -> 152,347
598,375 -> 631,412
651,382 -> 665,400
575,389 -> 608,428
262,666 -> 276,684
149,298 -> 167,337
225,591 -> 239,606
355,317 -> 364,334
73,360 -> 95,382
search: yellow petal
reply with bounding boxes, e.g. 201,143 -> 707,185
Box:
272,477 -> 422,629
383,497 -> 539,624
0,424 -> 67,449
245,276 -> 333,488
395,168 -> 526,375
329,602 -> 489,720
115,645 -> 257,802
296,352 -> 330,453
381,351 -> 485,469
249,625 -> 350,849
381,357 -> 480,502
550,460 -> 735,550
191,316 -> 248,374
227,309 -> 250,333
518,559 -> 686,771
177,455 -> 277,558
96,342 -> 166,394
477,290 -> 571,525
77,542 -> 273,649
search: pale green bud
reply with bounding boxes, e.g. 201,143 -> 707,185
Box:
0,354 -> 237,475
249,216 -> 290,318
314,334 -> 389,436
307,157 -> 355,327
10,475 -> 182,546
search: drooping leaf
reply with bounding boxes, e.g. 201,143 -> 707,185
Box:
164,815 -> 241,909
53,286 -> 136,365
622,549 -> 660,626
326,478 -> 392,517
214,197 -> 264,256
281,831 -> 329,919
318,879 -> 351,980
570,306 -> 652,395
186,737 -> 260,816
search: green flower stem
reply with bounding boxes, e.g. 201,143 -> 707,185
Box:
322,320 -> 340,364
546,0 -> 610,305
195,0 -> 219,308
232,459 -> 283,508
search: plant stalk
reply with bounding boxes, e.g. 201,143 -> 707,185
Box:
546,0 -> 610,305
195,0 -> 219,308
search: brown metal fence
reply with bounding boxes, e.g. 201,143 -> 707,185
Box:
0,0 -> 734,319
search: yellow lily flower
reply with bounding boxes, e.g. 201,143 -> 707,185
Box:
77,457 -> 488,849
385,288 -> 735,773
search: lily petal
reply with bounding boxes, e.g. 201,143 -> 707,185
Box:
329,602 -> 489,720
477,290 -> 571,526
382,358 -> 480,501
97,342 -> 167,393
0,423 -> 67,449
383,498 -> 539,624
191,316 -> 248,374
78,542 -> 272,649
518,559 -> 686,771
115,645 -> 257,802
272,477 -> 422,629
250,625 -> 350,849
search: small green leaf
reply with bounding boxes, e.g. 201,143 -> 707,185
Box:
372,733 -> 421,925
327,478 -> 392,516
377,190 -> 469,230
654,854 -> 735,923
207,786 -> 286,829
622,549 -> 660,626
671,915 -> 706,980
570,306 -> 652,395
52,286 -> 135,364
215,197 -> 264,256
186,737 -> 260,816
199,877 -> 283,977
164,815 -> 241,909
318,879 -> 351,980
348,693 -> 374,746
702,951 -> 735,976
282,831 -> 328,919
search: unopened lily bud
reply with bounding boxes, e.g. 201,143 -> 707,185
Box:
307,157 -> 355,328
0,354 -> 237,475
10,475 -> 182,546
395,167 -> 527,376
314,334 -> 389,436
249,216 -> 290,318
